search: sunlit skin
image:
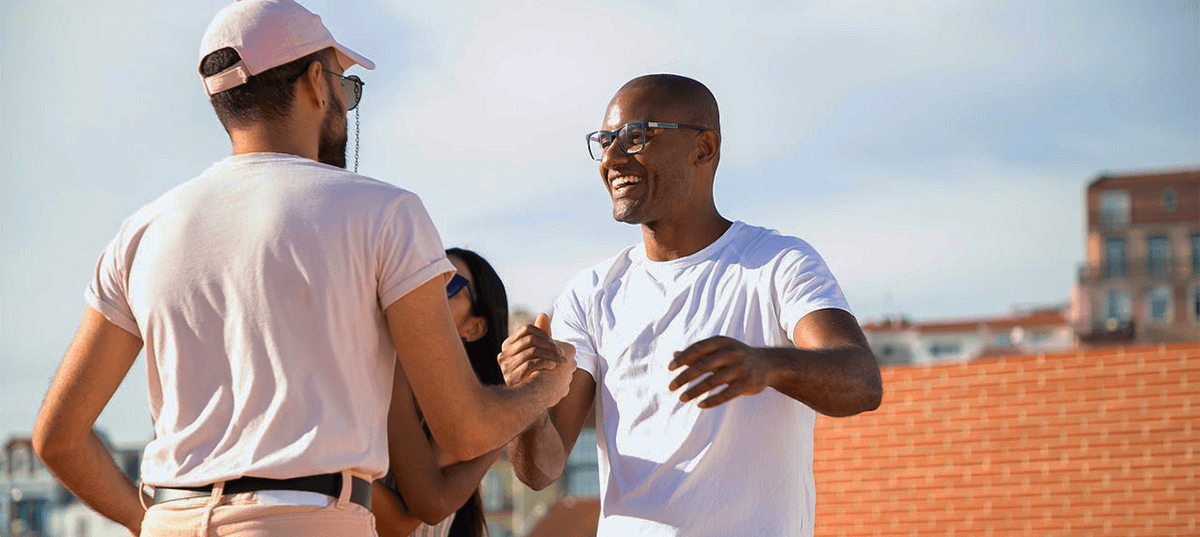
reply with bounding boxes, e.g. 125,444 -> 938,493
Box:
598,88 -> 729,261
227,60 -> 346,162
370,255 -> 506,537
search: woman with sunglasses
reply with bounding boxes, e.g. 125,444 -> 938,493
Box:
372,248 -> 509,537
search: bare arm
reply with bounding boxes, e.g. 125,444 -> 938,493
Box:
506,371 -> 596,490
378,358 -> 501,525
32,307 -> 149,536
499,318 -> 597,490
371,480 -> 422,537
669,308 -> 882,417
384,277 -> 574,461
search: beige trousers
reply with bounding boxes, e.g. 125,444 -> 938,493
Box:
140,471 -> 377,537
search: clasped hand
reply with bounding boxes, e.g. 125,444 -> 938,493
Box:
498,314 -> 576,394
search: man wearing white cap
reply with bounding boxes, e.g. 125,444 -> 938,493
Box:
32,1 -> 575,535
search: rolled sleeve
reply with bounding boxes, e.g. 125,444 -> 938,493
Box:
376,193 -> 455,309
84,228 -> 140,337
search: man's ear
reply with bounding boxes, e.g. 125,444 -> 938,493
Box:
461,315 -> 489,343
298,60 -> 326,110
695,130 -> 720,167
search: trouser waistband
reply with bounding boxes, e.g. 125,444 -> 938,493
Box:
152,473 -> 372,510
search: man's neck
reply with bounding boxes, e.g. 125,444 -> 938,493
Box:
228,122 -> 318,161
641,211 -> 732,262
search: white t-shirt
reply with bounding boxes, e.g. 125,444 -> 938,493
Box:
86,153 -> 453,486
551,221 -> 851,537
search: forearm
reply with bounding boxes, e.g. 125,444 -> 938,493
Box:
418,450 -> 500,522
372,481 -> 422,537
436,371 -> 564,461
764,344 -> 882,417
505,412 -> 568,490
35,429 -> 148,535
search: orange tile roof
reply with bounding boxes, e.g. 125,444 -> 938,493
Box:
863,310 -> 1069,334
815,342 -> 1199,535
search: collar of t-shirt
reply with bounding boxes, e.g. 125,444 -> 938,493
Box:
633,220 -> 745,278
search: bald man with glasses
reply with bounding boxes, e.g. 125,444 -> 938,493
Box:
498,74 -> 883,537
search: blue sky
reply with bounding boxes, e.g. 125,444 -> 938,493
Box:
2,0 -> 1197,443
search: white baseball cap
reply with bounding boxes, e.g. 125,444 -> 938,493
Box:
199,0 -> 375,96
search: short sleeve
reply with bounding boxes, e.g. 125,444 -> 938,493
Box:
776,240 -> 852,339
376,193 -> 455,309
551,286 -> 600,380
84,225 -> 141,337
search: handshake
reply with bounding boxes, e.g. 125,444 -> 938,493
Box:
498,313 -> 577,401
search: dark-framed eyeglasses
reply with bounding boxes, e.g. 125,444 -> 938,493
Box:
586,121 -> 708,161
446,274 -> 475,303
324,70 -> 364,111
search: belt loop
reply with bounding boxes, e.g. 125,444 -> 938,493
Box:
335,471 -> 352,510
198,481 -> 225,537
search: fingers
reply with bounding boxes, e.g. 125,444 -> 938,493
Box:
510,358 -> 558,380
697,384 -> 745,409
501,326 -> 565,366
668,336 -> 735,371
678,367 -> 740,403
668,350 -> 732,391
499,346 -> 562,380
498,317 -> 571,386
534,313 -> 551,336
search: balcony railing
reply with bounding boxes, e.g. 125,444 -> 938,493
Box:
1078,259 -> 1200,283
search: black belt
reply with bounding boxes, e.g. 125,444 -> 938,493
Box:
153,474 -> 371,509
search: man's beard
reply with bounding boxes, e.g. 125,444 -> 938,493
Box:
317,94 -> 348,169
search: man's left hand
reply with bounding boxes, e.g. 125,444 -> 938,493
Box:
667,336 -> 776,408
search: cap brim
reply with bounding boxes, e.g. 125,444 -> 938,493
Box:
332,41 -> 374,71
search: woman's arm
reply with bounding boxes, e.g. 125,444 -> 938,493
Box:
372,480 -> 422,537
378,359 -> 501,526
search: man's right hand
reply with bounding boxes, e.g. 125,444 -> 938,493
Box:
500,314 -> 576,397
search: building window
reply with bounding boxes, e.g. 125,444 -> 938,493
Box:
1162,187 -> 1178,212
1148,286 -> 1173,321
1100,190 -> 1130,225
1191,233 -> 1200,274
563,428 -> 600,497
1147,235 -> 1170,277
481,472 -> 510,512
487,523 -> 513,537
1105,237 -> 1127,277
1104,289 -> 1131,322
928,342 -> 962,360
13,446 -> 29,474
1191,285 -> 1200,321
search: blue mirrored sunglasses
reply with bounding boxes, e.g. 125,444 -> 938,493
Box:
446,274 -> 475,303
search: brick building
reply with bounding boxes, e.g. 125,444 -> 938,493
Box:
1073,168 -> 1200,344
502,343 -> 1198,536
815,342 -> 1198,535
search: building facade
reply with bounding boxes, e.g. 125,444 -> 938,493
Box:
2,434 -> 140,537
1073,168 -> 1200,344
862,307 -> 1076,366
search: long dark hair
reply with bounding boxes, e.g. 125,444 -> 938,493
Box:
445,248 -> 507,537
